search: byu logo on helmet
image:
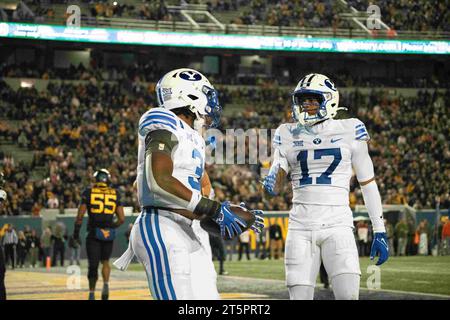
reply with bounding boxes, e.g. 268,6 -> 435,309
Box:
155,68 -> 222,129
179,71 -> 202,81
324,79 -> 337,91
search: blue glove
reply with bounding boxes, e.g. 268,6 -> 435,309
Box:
370,232 -> 389,266
206,136 -> 216,150
239,202 -> 265,234
261,165 -> 280,196
214,201 -> 248,240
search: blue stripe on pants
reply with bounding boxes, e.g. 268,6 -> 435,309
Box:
144,209 -> 169,300
154,210 -> 177,300
138,212 -> 160,299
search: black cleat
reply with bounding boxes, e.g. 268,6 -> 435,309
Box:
101,284 -> 109,300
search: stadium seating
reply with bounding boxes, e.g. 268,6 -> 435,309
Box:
2,0 -> 448,39
0,60 -> 448,215
346,0 -> 449,32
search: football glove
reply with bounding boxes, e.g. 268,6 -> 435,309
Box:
370,232 -> 389,266
262,164 -> 281,196
239,202 -> 265,234
214,201 -> 247,240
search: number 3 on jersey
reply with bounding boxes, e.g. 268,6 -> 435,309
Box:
188,149 -> 204,191
297,148 -> 342,186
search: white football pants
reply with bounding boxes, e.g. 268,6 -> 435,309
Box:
130,208 -> 219,300
285,226 -> 361,300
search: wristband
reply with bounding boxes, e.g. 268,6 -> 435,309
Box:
187,191 -> 202,212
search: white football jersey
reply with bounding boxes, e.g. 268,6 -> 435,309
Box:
137,107 -> 206,209
273,118 -> 370,207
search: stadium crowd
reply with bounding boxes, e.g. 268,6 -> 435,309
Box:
2,0 -> 448,32
2,61 -> 447,89
0,62 -> 448,215
0,78 -> 143,214
346,0 -> 449,32
227,0 -> 349,29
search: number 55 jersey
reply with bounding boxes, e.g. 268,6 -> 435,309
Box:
273,118 -> 373,230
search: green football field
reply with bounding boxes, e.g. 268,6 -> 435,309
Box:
126,255 -> 450,296
210,256 -> 450,296
5,256 -> 449,300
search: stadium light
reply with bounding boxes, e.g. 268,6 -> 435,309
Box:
0,22 -> 448,55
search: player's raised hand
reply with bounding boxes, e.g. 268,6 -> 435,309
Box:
239,202 -> 265,234
214,201 -> 248,240
370,232 -> 389,266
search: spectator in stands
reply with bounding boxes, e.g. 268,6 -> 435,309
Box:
51,222 -> 66,267
269,222 -> 283,260
441,218 -> 450,256
407,218 -> 417,256
2,224 -> 17,269
356,220 -> 369,256
26,229 -> 40,268
16,231 -> 27,268
254,226 -> 268,259
395,218 -> 408,256
224,237 -> 237,261
68,234 -> 81,266
238,230 -> 251,261
385,219 -> 395,256
40,227 -> 52,267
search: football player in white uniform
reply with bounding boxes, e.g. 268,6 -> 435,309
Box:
114,68 -> 263,300
262,73 -> 389,300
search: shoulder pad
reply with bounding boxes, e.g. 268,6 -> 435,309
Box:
139,108 -> 179,137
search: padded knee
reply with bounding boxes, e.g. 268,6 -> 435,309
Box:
330,273 -> 360,300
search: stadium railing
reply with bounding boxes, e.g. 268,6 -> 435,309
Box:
12,15 -> 450,40
82,17 -> 450,40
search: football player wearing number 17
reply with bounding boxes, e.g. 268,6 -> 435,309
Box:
262,73 -> 389,300
114,68 -> 264,300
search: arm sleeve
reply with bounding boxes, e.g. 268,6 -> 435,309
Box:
80,188 -> 90,206
351,140 -> 375,182
144,129 -> 178,158
145,129 -> 202,210
115,189 -> 124,207
352,140 -> 385,233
